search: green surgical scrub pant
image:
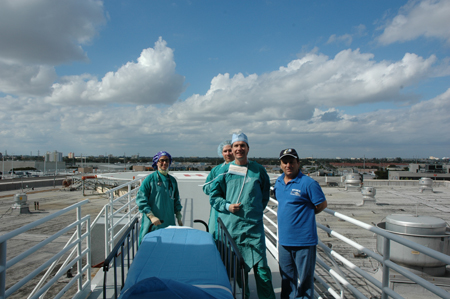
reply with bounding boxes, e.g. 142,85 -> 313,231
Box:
239,259 -> 276,299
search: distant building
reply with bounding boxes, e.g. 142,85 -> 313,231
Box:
68,152 -> 75,159
46,151 -> 63,162
330,162 -> 408,169
389,163 -> 450,180
409,163 -> 448,174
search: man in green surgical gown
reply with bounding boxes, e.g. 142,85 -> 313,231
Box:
210,133 -> 276,299
203,139 -> 234,240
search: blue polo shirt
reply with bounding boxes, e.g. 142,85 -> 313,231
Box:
274,171 -> 326,246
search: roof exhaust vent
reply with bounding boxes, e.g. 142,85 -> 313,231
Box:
344,173 -> 361,191
419,177 -> 433,193
12,193 -> 30,214
357,187 -> 376,206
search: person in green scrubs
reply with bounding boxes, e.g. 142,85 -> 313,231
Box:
136,151 -> 183,245
203,140 -> 234,239
210,133 -> 276,299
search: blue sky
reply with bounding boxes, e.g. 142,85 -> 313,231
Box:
1,0 -> 449,159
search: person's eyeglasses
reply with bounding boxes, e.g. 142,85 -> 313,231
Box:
159,159 -> 170,164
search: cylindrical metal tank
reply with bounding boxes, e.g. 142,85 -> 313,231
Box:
376,214 -> 450,276
14,193 -> 28,206
386,214 -> 446,235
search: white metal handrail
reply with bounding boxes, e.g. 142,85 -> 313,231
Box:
316,256 -> 367,299
263,197 -> 279,257
0,200 -> 91,299
30,205 -> 108,299
263,198 -> 450,299
104,175 -> 148,256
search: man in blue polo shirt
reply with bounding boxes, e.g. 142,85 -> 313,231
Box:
274,148 -> 327,299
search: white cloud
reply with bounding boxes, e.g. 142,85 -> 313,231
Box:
0,0 -> 106,65
378,0 -> 450,45
327,34 -> 353,46
0,0 -> 105,97
47,37 -> 186,105
0,40 -> 447,158
0,62 -> 57,96
167,48 -> 436,125
1,1 -> 448,158
326,25 -> 366,46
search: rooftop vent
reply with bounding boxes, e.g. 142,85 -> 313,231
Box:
376,214 -> 450,276
344,173 -> 361,191
12,193 -> 30,214
419,177 -> 433,193
356,186 -> 376,206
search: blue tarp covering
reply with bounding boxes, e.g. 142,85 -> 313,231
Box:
119,227 -> 233,299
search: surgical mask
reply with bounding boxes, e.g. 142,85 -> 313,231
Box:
159,169 -> 169,176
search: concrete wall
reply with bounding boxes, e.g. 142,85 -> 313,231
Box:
0,177 -> 66,191
389,171 -> 450,181
0,161 -> 67,174
363,179 -> 450,188
91,214 -> 132,266
0,161 -> 36,172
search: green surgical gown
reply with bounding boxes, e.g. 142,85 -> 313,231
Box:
136,171 -> 182,245
203,162 -> 228,239
210,160 -> 271,270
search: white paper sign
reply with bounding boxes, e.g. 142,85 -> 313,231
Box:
228,164 -> 248,176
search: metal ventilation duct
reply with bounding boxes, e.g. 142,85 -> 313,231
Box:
357,186 -> 376,206
419,177 -> 433,193
344,173 -> 361,191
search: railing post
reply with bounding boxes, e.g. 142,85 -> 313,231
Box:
109,192 -> 114,254
86,216 -> 92,286
0,241 -> 6,299
76,206 -> 83,292
128,183 -> 132,223
105,205 -> 109,259
381,237 -> 390,299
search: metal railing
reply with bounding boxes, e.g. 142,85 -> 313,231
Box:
0,200 -> 91,299
263,198 -> 450,299
263,197 -> 279,256
216,217 -> 246,299
104,175 -> 147,258
102,218 -> 139,299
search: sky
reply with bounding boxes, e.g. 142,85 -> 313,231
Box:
1,0 -> 449,159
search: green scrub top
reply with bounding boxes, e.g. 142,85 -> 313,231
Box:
203,162 -> 228,239
210,160 -> 271,270
136,171 -> 182,245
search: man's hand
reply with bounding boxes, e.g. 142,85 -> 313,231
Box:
176,211 -> 183,226
228,203 -> 241,213
147,212 -> 162,226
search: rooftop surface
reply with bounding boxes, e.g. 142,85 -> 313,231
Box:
1,173 -> 449,298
